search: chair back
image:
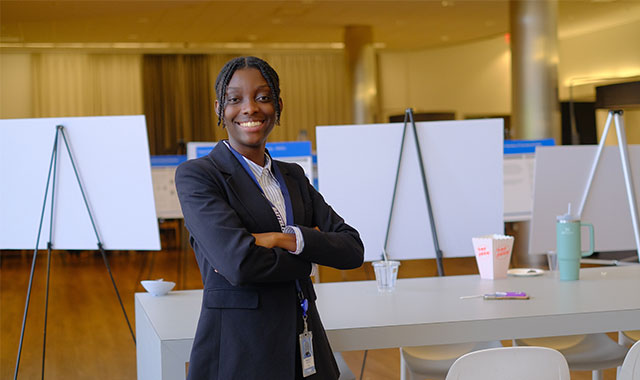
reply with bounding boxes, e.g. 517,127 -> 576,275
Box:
620,340 -> 640,380
445,346 -> 570,380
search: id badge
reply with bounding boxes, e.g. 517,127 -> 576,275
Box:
299,330 -> 317,377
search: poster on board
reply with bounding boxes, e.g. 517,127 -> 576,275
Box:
503,139 -> 555,222
151,155 -> 186,220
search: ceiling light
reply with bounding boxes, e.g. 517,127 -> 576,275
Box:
0,41 -> 346,51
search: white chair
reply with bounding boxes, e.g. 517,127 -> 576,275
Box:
620,340 -> 640,380
400,341 -> 502,380
514,333 -> 628,380
444,346 -> 570,380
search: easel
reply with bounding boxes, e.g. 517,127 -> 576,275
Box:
383,108 -> 445,276
577,110 -> 640,262
358,108 -> 446,378
14,125 -> 136,380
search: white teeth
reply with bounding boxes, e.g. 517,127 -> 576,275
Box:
239,121 -> 262,128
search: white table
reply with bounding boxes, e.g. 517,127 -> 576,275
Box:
135,290 -> 200,380
135,266 -> 640,380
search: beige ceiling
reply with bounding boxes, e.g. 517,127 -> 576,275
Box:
1,0 -> 639,51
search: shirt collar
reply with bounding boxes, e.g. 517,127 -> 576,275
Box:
245,152 -> 271,176
223,140 -> 271,175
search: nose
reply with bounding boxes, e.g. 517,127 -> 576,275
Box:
241,98 -> 259,114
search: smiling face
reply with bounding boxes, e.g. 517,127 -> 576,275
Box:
216,68 -> 282,165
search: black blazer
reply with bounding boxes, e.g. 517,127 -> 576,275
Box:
175,142 -> 364,380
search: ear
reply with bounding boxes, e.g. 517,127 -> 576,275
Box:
278,97 -> 283,113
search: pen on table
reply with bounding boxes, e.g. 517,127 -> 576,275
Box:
459,294 -> 483,299
460,292 -> 528,299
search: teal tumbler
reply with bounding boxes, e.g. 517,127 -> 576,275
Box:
556,211 -> 594,281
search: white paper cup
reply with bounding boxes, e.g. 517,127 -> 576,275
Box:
472,234 -> 514,279
372,260 -> 401,291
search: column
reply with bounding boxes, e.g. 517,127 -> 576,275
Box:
510,0 -> 560,267
510,0 -> 561,141
344,25 -> 379,124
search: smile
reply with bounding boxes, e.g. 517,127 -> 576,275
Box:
237,120 -> 263,128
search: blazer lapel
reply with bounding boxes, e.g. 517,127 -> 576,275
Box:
276,162 -> 305,226
209,143 -> 281,231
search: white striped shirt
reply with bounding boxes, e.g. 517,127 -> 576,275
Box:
230,144 -> 304,255
245,154 -> 287,225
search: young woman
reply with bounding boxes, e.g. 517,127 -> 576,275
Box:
175,56 -> 364,380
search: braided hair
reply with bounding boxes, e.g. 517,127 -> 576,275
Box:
214,56 -> 281,127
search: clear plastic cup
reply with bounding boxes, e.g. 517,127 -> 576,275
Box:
372,260 -> 401,292
547,251 -> 558,272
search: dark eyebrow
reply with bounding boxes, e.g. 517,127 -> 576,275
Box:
226,84 -> 270,91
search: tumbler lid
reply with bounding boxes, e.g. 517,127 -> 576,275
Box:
557,203 -> 579,222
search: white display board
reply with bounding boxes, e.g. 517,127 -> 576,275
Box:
186,141 -> 217,160
502,139 -> 555,222
529,145 -> 640,255
0,115 -> 161,250
150,155 -> 185,219
151,169 -> 183,219
503,155 -> 536,222
316,119 -> 504,262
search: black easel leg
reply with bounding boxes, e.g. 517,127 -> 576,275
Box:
41,243 -> 53,380
382,109 -> 446,275
98,243 -> 136,344
407,109 -> 445,276
14,249 -> 40,380
436,257 -> 445,277
39,127 -> 62,380
359,350 -> 368,380
57,127 -> 136,344
14,128 -> 60,380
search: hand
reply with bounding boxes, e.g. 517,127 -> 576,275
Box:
252,232 -> 297,252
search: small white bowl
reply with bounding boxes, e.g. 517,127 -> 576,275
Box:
141,280 -> 175,296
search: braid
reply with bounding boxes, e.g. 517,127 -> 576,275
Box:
214,56 -> 282,127
215,59 -> 243,126
256,64 -> 281,123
